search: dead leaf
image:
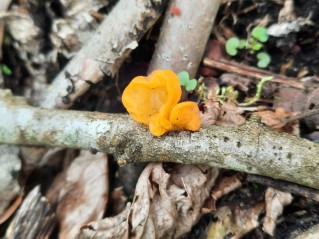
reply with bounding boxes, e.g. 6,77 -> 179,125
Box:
5,186 -> 55,239
219,74 -> 252,93
77,163 -> 219,239
46,150 -> 109,239
131,163 -> 219,238
273,87 -> 302,112
206,203 -> 264,239
200,100 -> 221,125
254,107 -> 299,134
263,187 -> 293,236
201,100 -> 245,126
77,204 -> 130,239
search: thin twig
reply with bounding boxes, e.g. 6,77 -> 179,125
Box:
282,109 -> 319,124
247,174 -> 319,202
203,58 -> 304,89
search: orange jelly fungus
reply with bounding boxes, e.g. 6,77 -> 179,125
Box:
122,69 -> 201,136
170,102 -> 201,131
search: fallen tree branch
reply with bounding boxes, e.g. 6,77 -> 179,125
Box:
39,0 -> 166,109
148,0 -> 220,78
1,89 -> 318,189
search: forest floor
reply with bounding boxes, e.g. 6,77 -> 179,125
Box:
1,0 -> 319,238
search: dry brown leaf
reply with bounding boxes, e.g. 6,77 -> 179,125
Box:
254,107 -> 299,134
201,100 -> 245,126
209,175 -> 242,210
273,87 -> 302,112
200,100 -> 221,125
46,150 -> 109,239
263,187 -> 293,236
77,204 -> 130,239
77,163 -> 219,239
219,74 -> 252,93
5,186 -> 55,239
206,203 -> 264,239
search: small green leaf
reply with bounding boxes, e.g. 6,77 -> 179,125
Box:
252,26 -> 268,43
225,37 -> 240,56
257,52 -> 271,68
178,71 -> 189,86
1,64 -> 12,76
185,79 -> 197,91
238,39 -> 247,49
251,42 -> 263,51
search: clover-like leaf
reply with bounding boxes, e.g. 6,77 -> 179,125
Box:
178,71 -> 189,86
225,37 -> 240,56
238,39 -> 247,49
252,26 -> 268,43
1,64 -> 12,76
257,52 -> 271,68
185,79 -> 197,91
251,42 -> 263,51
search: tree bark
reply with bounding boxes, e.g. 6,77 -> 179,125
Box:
1,89 -> 318,189
148,0 -> 220,78
39,0 -> 166,109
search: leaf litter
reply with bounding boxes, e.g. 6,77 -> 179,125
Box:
46,150 -> 109,239
77,163 -> 219,239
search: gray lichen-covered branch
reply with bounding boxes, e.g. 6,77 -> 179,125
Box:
1,89 -> 319,189
148,0 -> 220,78
39,0 -> 166,109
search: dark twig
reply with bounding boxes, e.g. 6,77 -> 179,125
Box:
247,174 -> 319,202
282,109 -> 319,124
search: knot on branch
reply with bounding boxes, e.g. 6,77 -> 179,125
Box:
107,133 -> 143,166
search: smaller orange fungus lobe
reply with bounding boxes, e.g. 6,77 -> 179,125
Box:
122,69 -> 201,136
170,102 -> 201,131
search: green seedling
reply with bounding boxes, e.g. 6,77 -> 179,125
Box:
195,77 -> 208,101
238,76 -> 273,106
257,52 -> 271,68
178,71 -> 197,91
216,85 -> 239,103
225,37 -> 246,56
1,64 -> 12,76
252,26 -> 269,43
225,26 -> 271,68
213,76 -> 273,106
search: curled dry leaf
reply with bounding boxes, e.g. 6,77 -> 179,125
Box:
254,107 -> 299,134
77,204 -> 130,239
77,163 -> 219,239
206,203 -> 264,239
200,100 -> 245,126
263,187 -> 294,236
46,150 -> 108,239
